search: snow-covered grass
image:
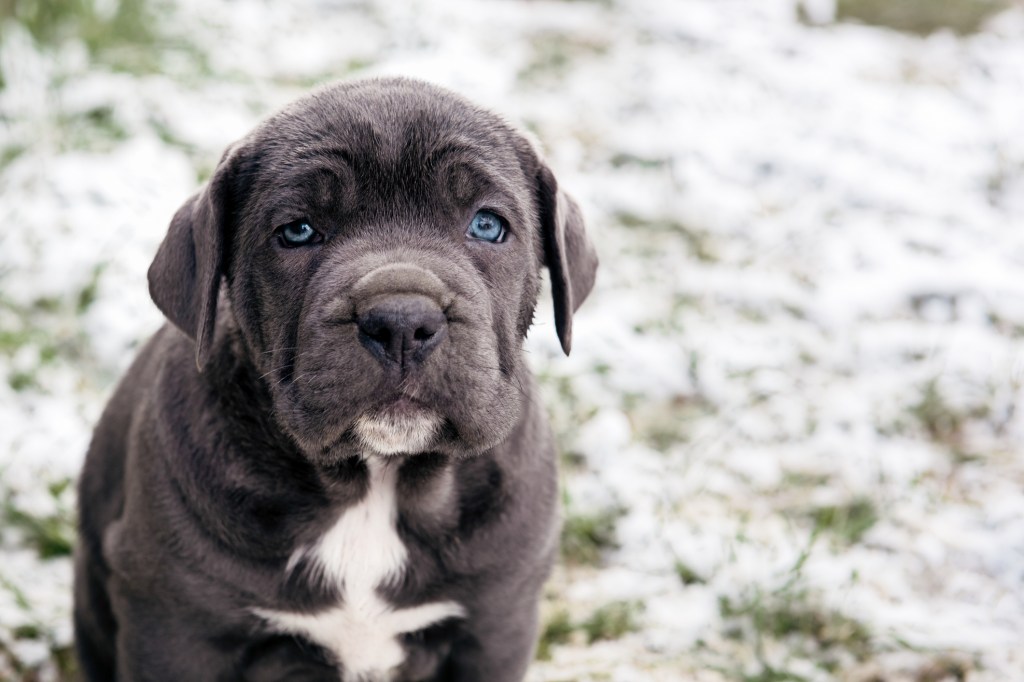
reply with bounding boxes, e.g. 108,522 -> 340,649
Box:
2,0 -> 1023,679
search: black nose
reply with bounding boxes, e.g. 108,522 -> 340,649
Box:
357,294 -> 448,369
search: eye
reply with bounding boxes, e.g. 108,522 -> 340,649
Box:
466,210 -> 506,243
276,220 -> 322,248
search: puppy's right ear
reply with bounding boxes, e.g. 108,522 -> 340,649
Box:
148,145 -> 241,370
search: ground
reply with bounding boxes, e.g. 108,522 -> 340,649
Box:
1,0 -> 1023,680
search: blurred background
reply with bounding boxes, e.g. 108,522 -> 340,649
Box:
2,0 -> 1023,680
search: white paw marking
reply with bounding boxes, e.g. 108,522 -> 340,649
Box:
256,457 -> 463,681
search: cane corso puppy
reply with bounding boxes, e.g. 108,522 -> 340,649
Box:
73,77 -> 597,681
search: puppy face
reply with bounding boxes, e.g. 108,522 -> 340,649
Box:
148,78 -> 597,465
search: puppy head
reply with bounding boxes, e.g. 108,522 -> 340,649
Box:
148,78 -> 597,463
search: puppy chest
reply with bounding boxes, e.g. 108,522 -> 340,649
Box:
256,458 -> 463,681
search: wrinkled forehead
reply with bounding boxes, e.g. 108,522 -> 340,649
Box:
247,82 -> 531,209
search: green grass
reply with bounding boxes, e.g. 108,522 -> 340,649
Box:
626,394 -> 711,452
560,506 -> 622,566
615,211 -> 718,263
911,379 -> 964,444
720,588 -> 873,677
741,669 -> 810,682
0,321 -> 64,393
717,534 -> 875,679
2,486 -> 76,559
0,478 -> 77,678
536,600 -> 643,660
581,600 -> 643,643
0,635 -> 77,682
909,378 -> 991,458
535,369 -> 599,462
536,608 -> 574,660
0,0 -> 212,86
913,657 -> 969,682
609,152 -> 671,170
0,289 -> 101,392
57,106 -> 130,153
76,264 -> 105,313
0,0 -> 156,51
674,560 -> 706,586
809,497 -> 878,546
1,144 -> 27,170
834,0 -> 1009,35
518,30 -> 609,85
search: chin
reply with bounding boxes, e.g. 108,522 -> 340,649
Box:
353,399 -> 443,456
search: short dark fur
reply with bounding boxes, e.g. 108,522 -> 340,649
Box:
74,78 -> 597,681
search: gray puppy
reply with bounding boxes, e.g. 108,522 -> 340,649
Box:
73,78 -> 597,682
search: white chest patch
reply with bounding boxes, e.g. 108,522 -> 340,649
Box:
256,457 -> 464,681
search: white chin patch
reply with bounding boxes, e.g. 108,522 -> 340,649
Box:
354,409 -> 442,455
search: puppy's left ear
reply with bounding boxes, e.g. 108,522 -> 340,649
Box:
537,164 -> 598,355
148,144 -> 242,370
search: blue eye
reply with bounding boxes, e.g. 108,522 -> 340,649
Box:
466,210 -> 506,243
277,220 -> 321,248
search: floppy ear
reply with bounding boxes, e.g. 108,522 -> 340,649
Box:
148,147 -> 238,369
537,164 -> 598,356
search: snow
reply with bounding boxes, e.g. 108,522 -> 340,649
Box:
2,0 -> 1024,679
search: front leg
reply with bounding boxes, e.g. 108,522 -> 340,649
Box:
441,576 -> 546,682
112,594 -> 345,681
108,587 -> 242,682
74,547 -> 117,682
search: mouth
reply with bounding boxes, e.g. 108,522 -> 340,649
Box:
353,397 -> 443,456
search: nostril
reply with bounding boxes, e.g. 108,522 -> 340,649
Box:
413,327 -> 434,341
369,327 -> 391,345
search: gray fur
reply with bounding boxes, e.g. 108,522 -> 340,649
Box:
74,77 -> 598,682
